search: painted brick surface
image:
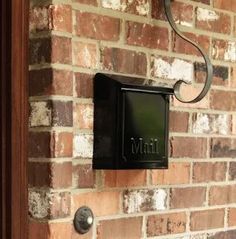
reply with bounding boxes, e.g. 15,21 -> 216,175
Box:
123,189 -> 167,213
29,0 -> 236,238
196,8 -> 231,34
102,0 -> 149,16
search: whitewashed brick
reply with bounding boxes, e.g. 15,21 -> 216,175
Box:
152,57 -> 193,83
29,6 -> 50,32
102,0 -> 149,16
28,190 -> 50,219
192,113 -> 229,135
123,189 -> 167,213
197,8 -> 219,21
74,134 -> 93,158
224,42 -> 236,62
30,101 -> 51,127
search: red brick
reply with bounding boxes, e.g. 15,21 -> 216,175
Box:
29,131 -> 51,157
231,67 -> 236,88
73,42 -> 97,68
50,223 -> 72,238
72,225 -> 93,239
73,191 -> 120,216
209,185 -> 236,205
229,162 -> 236,180
172,85 -> 209,109
235,16 -> 236,37
196,8 -> 231,34
190,209 -> 224,231
126,21 -> 168,50
213,0 -> 236,12
73,164 -> 95,188
75,73 -> 93,98
30,37 -> 72,65
170,187 -> 206,209
29,69 -> 73,96
212,39 -> 226,60
101,47 -> 147,76
193,162 -> 226,183
74,103 -> 93,130
29,131 -> 72,158
29,222 -> 72,239
52,36 -> 72,64
50,192 -> 71,219
151,162 -> 190,185
170,137 -> 207,158
29,221 -> 49,239
51,101 -> 72,126
210,138 -> 236,158
29,38 -> 51,64
28,162 -> 50,187
228,208 -> 236,227
104,170 -> 146,187
212,39 -> 236,62
209,230 -> 236,239
211,90 -> 236,111
50,5 -> 72,32
53,132 -> 73,157
195,63 -> 229,86
51,162 -> 72,188
147,212 -> 186,236
30,5 -> 72,33
97,217 -> 142,239
76,12 -> 120,41
169,111 -> 189,132
172,32 -> 210,56
29,100 -> 73,127
152,1 -> 193,27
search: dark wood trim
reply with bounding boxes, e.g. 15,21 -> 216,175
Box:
1,1 -> 12,238
1,0 -> 29,239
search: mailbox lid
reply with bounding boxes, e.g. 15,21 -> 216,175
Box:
119,87 -> 171,169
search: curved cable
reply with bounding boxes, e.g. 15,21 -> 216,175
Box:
163,0 -> 213,103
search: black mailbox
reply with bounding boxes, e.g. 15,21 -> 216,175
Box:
93,73 -> 174,169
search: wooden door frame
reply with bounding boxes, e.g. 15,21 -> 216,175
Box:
1,0 -> 29,239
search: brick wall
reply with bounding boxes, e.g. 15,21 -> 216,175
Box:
28,0 -> 236,238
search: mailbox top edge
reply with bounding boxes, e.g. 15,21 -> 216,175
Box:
94,73 -> 174,95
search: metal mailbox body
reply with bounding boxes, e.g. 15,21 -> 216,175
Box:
93,73 -> 174,169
